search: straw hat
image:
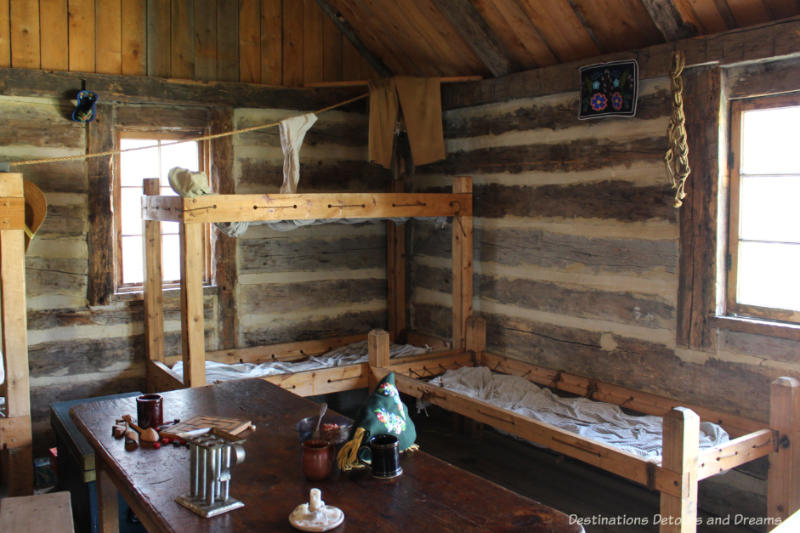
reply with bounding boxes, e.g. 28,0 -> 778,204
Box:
23,179 -> 47,251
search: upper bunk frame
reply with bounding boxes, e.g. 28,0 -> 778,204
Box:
0,172 -> 33,495
141,176 -> 474,392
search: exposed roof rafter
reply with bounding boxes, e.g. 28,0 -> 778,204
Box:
430,0 -> 515,77
640,0 -> 699,41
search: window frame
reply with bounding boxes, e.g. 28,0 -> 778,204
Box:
112,129 -> 212,294
726,93 -> 800,324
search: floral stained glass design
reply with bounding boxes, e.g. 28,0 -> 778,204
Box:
579,60 -> 638,119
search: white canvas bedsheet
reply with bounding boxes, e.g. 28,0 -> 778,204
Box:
170,341 -> 428,384
430,366 -> 729,459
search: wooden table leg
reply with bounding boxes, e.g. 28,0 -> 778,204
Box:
97,463 -> 120,533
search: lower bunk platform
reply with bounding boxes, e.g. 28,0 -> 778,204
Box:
146,319 -> 799,532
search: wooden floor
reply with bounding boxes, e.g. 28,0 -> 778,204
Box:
413,407 -> 758,533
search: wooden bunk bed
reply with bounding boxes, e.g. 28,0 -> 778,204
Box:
366,319 -> 800,533
0,172 -> 33,495
141,176 -> 475,395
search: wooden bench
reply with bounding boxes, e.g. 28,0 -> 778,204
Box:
0,491 -> 75,533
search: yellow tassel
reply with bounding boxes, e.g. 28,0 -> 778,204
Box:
337,427 -> 367,471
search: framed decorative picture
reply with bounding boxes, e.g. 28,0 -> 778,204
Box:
579,60 -> 638,119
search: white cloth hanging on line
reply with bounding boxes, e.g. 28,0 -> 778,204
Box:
279,113 -> 318,194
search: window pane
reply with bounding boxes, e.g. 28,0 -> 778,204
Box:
741,106 -> 800,174
737,241 -> 800,311
121,235 -> 144,285
121,187 -> 144,235
160,140 -> 199,186
739,176 -> 800,243
162,221 -> 180,235
120,139 -> 160,187
162,234 -> 181,282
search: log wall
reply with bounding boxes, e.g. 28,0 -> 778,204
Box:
0,78 -> 381,448
412,74 -> 800,425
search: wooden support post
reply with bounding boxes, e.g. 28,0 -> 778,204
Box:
659,407 -> 700,533
142,179 -> 165,390
768,377 -> 800,522
451,177 -> 473,351
0,172 -> 32,495
465,316 -> 486,360
368,329 -> 391,391
386,180 -> 406,343
180,222 -> 206,387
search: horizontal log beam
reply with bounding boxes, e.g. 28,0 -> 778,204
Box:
263,364 -> 368,396
143,193 -> 472,223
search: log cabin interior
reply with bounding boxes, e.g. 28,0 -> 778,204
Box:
1,1 -> 800,532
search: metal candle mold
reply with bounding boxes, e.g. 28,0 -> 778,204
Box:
176,432 -> 247,518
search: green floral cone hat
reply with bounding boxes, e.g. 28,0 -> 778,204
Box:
337,372 -> 417,471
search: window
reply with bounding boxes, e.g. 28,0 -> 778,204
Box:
727,94 -> 800,323
114,132 -> 211,292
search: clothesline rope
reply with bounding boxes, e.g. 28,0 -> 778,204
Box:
7,93 -> 369,168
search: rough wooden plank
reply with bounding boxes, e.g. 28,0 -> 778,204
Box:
726,55 -> 800,99
387,178 -> 406,342
442,15 -> 800,109
641,0 -> 698,41
451,177 -> 472,351
260,0 -> 282,85
0,67 -> 364,110
68,0 -> 95,72
206,334 -> 365,364
303,0 -> 324,84
114,105 -> 209,129
315,0 -> 391,78
95,0 -> 122,74
238,0 -> 260,83
321,9 -> 341,82
697,429 -> 773,479
170,0 -> 194,79
659,407 -> 700,532
121,0 -> 146,75
368,329 -> 390,389
429,0 -> 512,77
768,377 -> 800,522
283,0 -> 304,86
193,0 -> 216,81
10,0 -> 40,69
86,103 -> 114,306
216,0 -> 239,81
97,466 -> 118,533
179,222 -> 206,387
146,0 -> 170,77
0,491 -> 75,532
210,107 -> 237,350
39,0 -> 69,71
0,0 -> 9,67
676,66 -> 721,350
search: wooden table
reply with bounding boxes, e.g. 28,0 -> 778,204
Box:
71,379 -> 583,533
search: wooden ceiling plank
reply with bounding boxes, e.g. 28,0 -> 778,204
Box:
40,0 -> 68,71
303,0 -> 325,84
516,0 -> 601,62
238,0 -> 261,83
430,0 -> 514,77
96,0 -> 122,74
321,13 -> 342,81
260,0 -> 282,85
762,0 -> 800,19
122,0 -> 147,76
641,0 -> 699,40
570,0 -> 664,51
479,0 -> 558,68
686,0 -> 729,32
10,0 -> 40,69
317,0 -> 392,76
360,0 -> 448,76
399,0 -> 487,76
711,0 -> 739,28
727,0 -> 773,26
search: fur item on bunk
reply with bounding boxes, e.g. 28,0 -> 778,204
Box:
431,366 -> 729,459
338,372 -> 418,471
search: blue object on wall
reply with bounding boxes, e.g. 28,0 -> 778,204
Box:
579,60 -> 638,119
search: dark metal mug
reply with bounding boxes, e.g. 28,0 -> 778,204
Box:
358,433 -> 402,479
136,394 -> 163,429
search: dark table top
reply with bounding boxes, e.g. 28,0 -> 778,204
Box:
71,378 -> 583,533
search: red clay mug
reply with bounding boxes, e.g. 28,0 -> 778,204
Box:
302,439 -> 332,481
136,394 -> 163,429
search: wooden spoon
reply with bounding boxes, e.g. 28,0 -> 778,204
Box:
123,414 -> 160,443
312,402 -> 327,440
